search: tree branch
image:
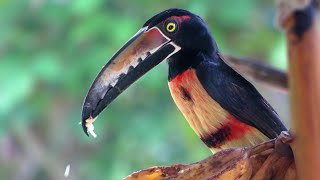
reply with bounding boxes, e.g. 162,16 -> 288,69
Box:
125,132 -> 295,180
221,54 -> 288,91
277,0 -> 320,179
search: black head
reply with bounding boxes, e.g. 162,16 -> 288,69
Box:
81,8 -> 218,136
143,8 -> 217,55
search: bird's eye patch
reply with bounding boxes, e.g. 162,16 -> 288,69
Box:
166,22 -> 177,33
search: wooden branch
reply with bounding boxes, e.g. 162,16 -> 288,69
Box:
221,54 -> 288,91
277,0 -> 320,179
125,132 -> 295,180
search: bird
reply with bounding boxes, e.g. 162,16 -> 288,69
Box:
81,8 -> 287,153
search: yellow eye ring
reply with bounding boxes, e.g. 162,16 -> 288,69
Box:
166,22 -> 176,33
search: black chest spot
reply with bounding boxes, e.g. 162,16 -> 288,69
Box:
201,127 -> 231,148
180,86 -> 192,101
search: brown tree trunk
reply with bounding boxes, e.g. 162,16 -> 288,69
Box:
278,0 -> 320,179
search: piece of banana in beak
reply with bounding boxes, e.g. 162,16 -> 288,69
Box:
85,117 -> 97,138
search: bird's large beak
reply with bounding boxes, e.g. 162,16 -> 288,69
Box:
81,26 -> 181,135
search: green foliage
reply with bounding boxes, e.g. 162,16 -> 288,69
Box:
0,0 -> 287,179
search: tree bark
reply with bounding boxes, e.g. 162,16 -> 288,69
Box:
278,0 -> 320,179
125,133 -> 295,180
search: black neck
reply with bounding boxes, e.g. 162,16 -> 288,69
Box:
168,50 -> 222,81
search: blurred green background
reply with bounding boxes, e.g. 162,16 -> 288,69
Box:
0,0 -> 289,179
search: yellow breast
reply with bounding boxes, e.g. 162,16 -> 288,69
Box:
168,69 -> 229,138
168,69 -> 268,152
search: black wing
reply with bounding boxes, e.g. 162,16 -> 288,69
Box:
196,55 -> 287,139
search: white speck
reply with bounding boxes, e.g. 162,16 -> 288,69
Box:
87,125 -> 97,138
64,164 -> 70,177
178,170 -> 184,174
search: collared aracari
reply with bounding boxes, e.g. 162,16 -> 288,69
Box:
81,8 -> 287,152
